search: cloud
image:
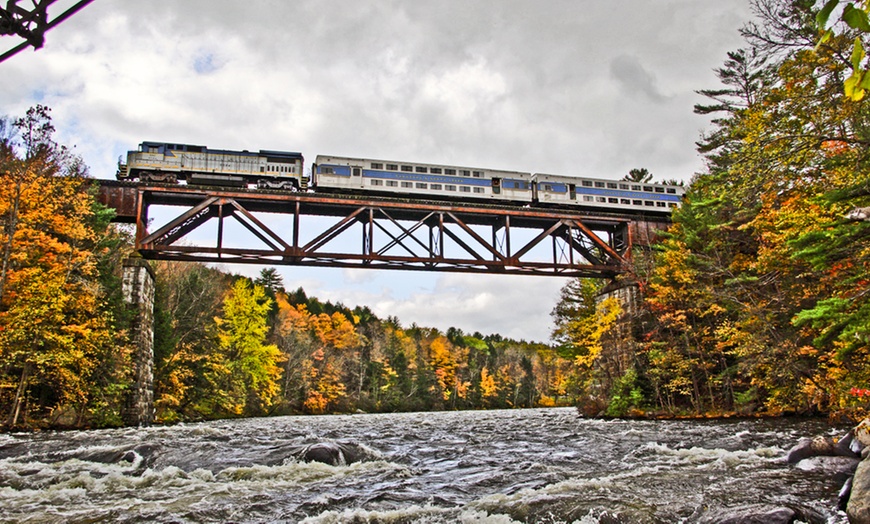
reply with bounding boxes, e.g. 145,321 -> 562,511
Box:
610,55 -> 668,103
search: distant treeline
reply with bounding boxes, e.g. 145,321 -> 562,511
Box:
150,262 -> 577,422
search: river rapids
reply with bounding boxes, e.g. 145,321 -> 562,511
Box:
0,408 -> 850,523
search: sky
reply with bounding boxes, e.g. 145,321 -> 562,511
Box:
0,1 -> 755,342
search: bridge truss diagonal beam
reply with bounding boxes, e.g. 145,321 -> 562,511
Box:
100,182 -> 647,278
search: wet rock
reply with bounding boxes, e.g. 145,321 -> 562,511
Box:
795,456 -> 860,483
786,436 -> 836,464
77,443 -> 159,469
835,430 -> 862,458
702,504 -> 825,524
839,476 -> 853,512
298,442 -> 366,466
848,459 -> 870,523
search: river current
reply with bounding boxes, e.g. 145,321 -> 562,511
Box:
0,408 -> 851,523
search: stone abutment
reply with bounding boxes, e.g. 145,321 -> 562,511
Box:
121,258 -> 155,426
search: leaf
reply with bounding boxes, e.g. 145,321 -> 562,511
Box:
817,0 -> 840,29
845,72 -> 866,100
851,37 -> 866,71
844,3 -> 870,31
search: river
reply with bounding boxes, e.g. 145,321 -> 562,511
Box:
0,408 -> 851,523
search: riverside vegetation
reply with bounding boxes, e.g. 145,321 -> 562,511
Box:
2,0 -> 870,429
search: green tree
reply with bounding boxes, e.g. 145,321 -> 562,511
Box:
213,279 -> 282,416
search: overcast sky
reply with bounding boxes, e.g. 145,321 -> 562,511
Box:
1,1 -> 754,342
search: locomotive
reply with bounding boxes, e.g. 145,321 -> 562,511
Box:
118,141 -> 684,213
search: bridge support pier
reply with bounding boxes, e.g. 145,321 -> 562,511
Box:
121,258 -> 155,426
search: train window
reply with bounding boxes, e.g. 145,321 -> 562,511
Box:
371,162 -> 383,169
583,196 -> 594,202
657,202 -> 667,207
644,201 -> 655,206
633,200 -> 643,205
431,168 -> 442,174
608,198 -> 619,203
445,185 -> 456,191
542,184 -> 553,191
669,203 -> 678,208
460,186 -> 471,193
416,183 -> 427,189
445,168 -> 456,175
386,180 -> 398,187
430,184 -> 442,190
370,179 -> 383,186
321,167 -> 335,174
596,197 -> 606,202
594,182 -> 605,188
655,187 -> 665,193
386,164 -> 398,171
581,180 -> 593,187
619,184 -> 629,190
401,182 -> 413,188
473,171 -> 484,177
643,186 -> 653,192
260,166 -> 265,173
667,188 -> 677,194
416,166 -> 428,173
401,165 -> 413,172
607,183 -> 618,189
632,185 -> 641,191
620,199 -> 631,205
473,187 -> 485,194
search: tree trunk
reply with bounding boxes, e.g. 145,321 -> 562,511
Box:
7,362 -> 31,427
0,182 -> 22,302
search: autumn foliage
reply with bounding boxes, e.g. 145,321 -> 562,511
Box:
554,1 -> 870,421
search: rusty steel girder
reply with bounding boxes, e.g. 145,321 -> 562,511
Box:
96,180 -> 662,278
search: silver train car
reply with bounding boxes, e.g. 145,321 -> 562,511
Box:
311,155 -> 534,203
312,155 -> 684,213
118,141 -> 304,189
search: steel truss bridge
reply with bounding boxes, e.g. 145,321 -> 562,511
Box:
97,180 -> 670,279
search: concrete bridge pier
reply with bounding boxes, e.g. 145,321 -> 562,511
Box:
121,258 -> 155,426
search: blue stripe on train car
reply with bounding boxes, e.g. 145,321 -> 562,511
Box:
317,164 -> 352,176
503,179 -> 532,190
538,183 -> 568,193
576,186 -> 682,202
361,169 -> 492,187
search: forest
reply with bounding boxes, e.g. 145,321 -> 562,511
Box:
1,0 -> 870,429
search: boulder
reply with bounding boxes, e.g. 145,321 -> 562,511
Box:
848,459 -> 870,524
786,436 -> 836,464
840,476 -> 853,512
701,504 -> 825,524
855,419 -> 870,449
836,430 -> 862,458
298,442 -> 366,466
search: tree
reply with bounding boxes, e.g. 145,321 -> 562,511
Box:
213,279 -> 282,416
0,106 -> 129,428
255,267 -> 284,296
623,168 -> 652,183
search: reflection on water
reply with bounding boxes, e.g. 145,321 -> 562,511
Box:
0,408 -> 849,523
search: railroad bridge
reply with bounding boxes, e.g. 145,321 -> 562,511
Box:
96,180 -> 672,425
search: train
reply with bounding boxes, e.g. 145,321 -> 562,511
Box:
117,141 -> 684,213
